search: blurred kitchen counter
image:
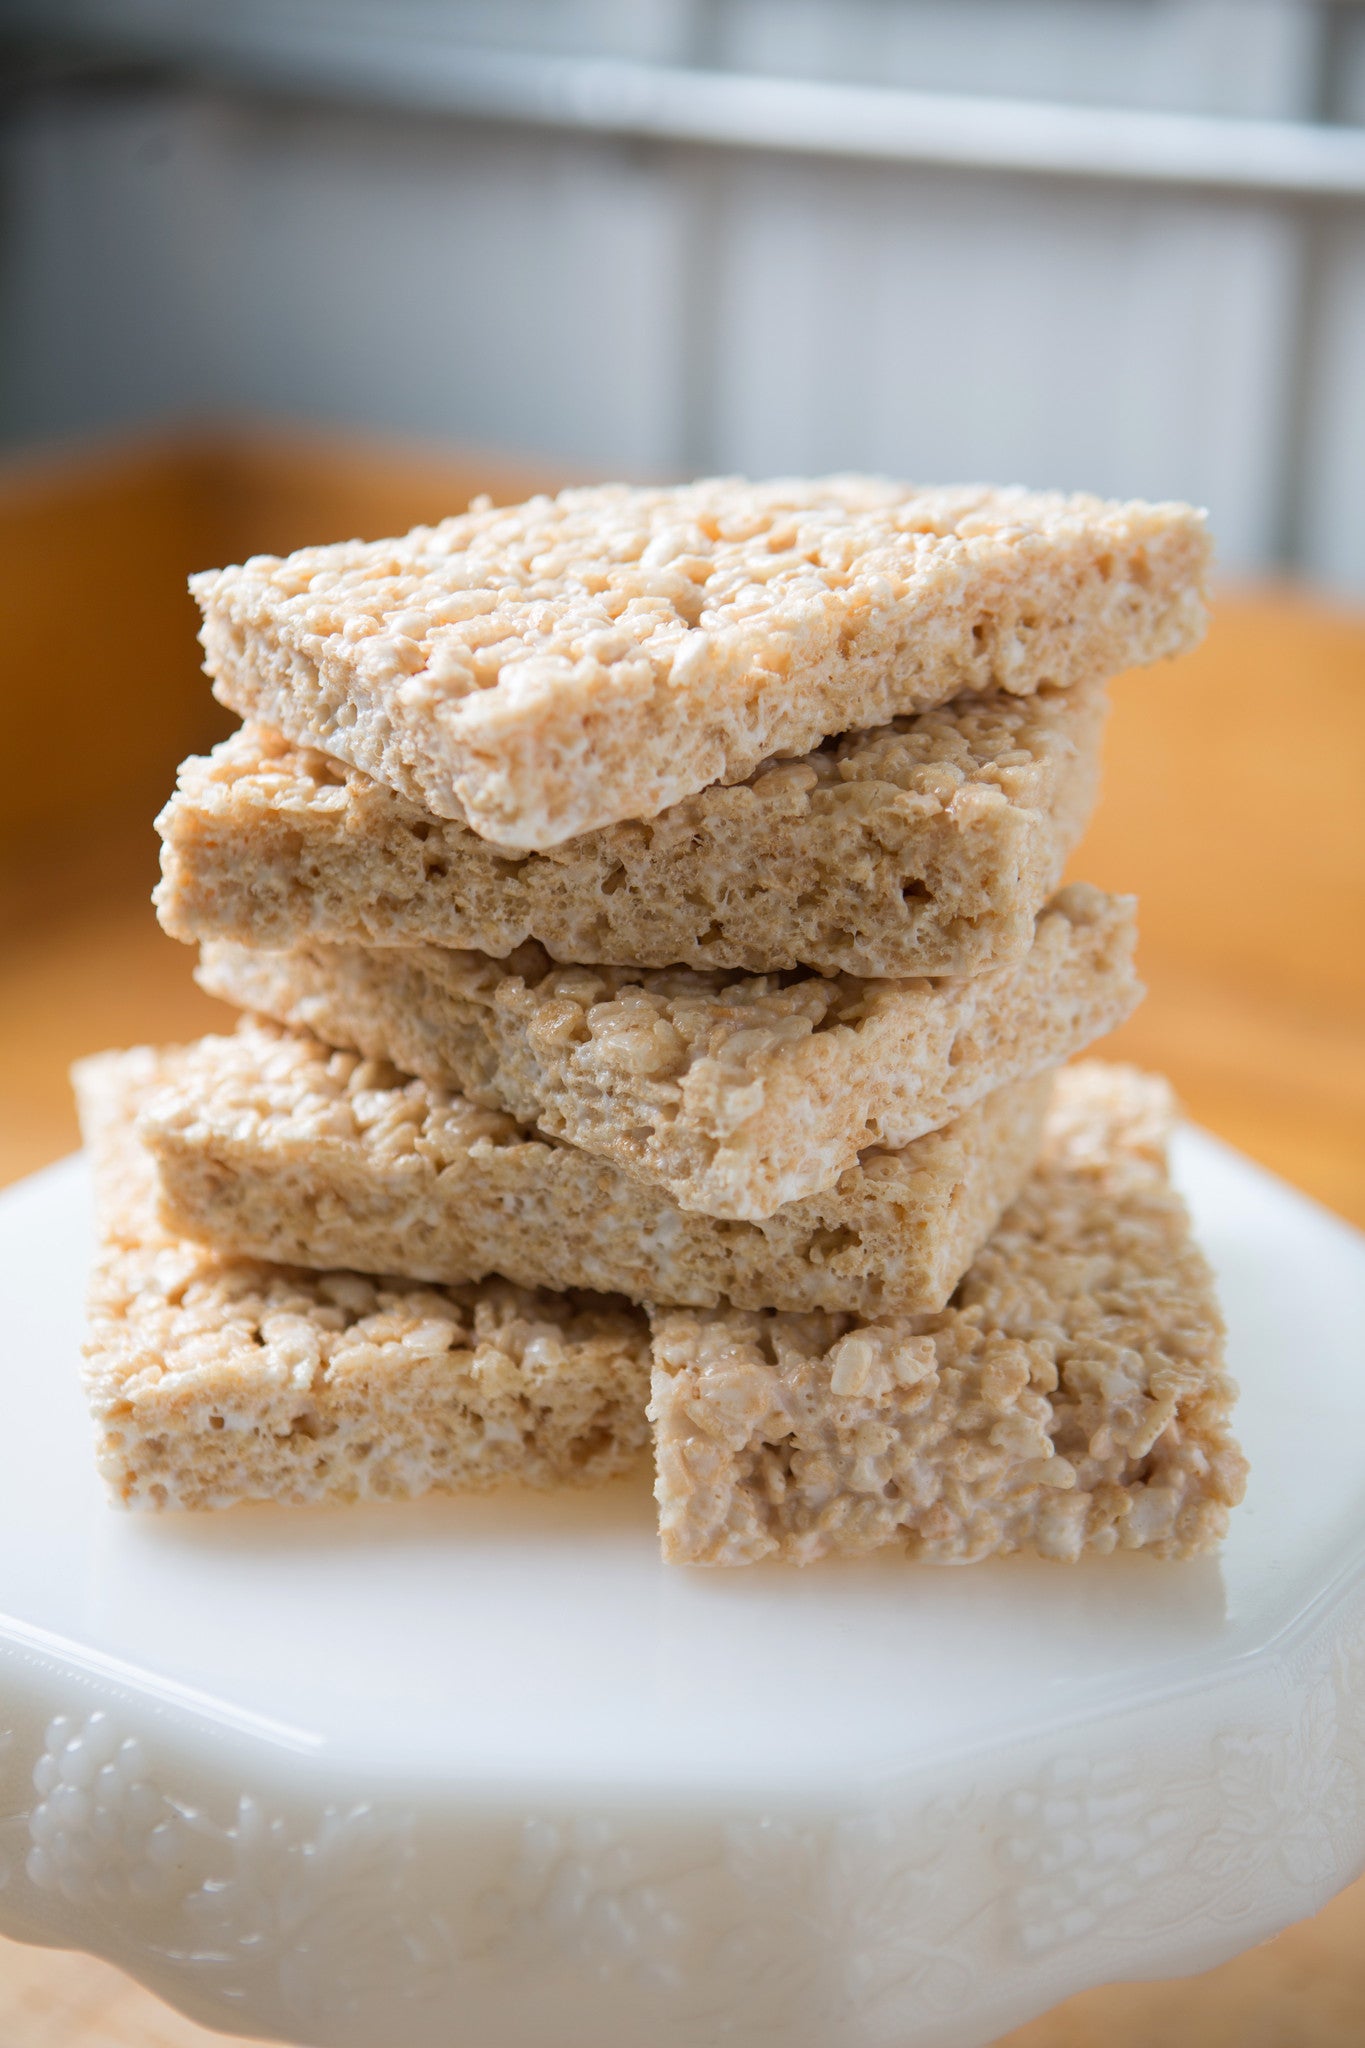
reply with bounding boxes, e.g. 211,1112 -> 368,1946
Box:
0,433 -> 1363,2044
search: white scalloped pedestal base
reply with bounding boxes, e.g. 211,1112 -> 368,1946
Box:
1,1129 -> 1363,2048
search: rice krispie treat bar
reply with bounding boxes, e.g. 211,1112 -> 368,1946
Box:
73,1049 -> 652,1511
650,1063 -> 1247,1566
139,1021 -> 1053,1316
192,478 -> 1208,850
196,884 -> 1138,1220
155,681 -> 1106,978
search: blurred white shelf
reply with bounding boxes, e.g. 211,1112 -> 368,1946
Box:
12,4 -> 1365,196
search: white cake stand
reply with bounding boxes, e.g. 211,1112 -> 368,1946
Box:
0,1127 -> 1363,2048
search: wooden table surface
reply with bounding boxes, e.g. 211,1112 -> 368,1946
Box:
1,445 -> 1362,2045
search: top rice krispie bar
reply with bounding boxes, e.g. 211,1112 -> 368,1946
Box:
192,477 -> 1209,850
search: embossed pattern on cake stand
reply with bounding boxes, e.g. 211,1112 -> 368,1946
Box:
0,1126 -> 1362,2048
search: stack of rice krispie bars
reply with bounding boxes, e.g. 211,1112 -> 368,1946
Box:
76,477 -> 1248,1564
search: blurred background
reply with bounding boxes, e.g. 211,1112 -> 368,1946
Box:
3,0 -> 1365,584
0,4 -> 1363,2044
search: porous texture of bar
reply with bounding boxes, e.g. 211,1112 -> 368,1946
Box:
73,1050 -> 652,1511
196,884 -> 1138,1220
155,680 -> 1106,977
649,1062 -> 1247,1566
192,477 -> 1208,850
140,1021 -> 1053,1315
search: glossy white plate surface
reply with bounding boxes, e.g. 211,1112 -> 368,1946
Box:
0,1130 -> 1363,2048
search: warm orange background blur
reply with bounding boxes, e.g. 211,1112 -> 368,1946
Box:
1,433 -> 1362,2046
